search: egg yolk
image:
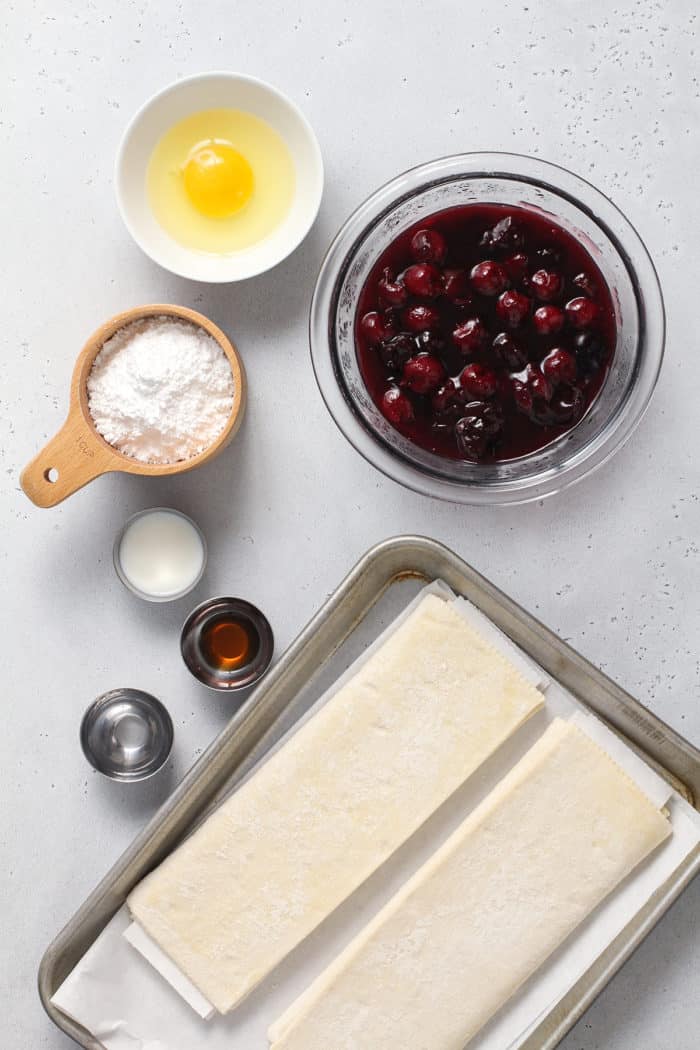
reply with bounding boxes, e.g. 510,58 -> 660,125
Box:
182,140 -> 254,218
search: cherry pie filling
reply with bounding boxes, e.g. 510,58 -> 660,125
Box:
355,204 -> 616,462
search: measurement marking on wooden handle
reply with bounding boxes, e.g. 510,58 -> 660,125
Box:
77,435 -> 95,458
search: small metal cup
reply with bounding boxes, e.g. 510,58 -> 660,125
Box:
181,597 -> 274,691
80,689 -> 174,781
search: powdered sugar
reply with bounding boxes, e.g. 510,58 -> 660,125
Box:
87,317 -> 235,464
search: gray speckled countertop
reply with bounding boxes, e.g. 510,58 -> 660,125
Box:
2,2 -> 698,1048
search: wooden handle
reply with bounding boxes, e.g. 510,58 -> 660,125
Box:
20,413 -> 115,508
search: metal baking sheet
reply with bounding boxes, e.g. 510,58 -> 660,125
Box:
39,534 -> 700,1049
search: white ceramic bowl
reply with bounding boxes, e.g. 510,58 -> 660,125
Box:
115,72 -> 324,282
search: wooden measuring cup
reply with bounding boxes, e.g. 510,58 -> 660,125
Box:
20,304 -> 246,508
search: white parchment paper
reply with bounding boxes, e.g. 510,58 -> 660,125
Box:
52,584 -> 700,1050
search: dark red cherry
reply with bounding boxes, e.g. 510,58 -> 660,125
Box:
495,289 -> 531,328
573,330 -> 605,378
378,333 -> 415,372
360,310 -> 396,345
459,363 -> 499,399
403,303 -> 442,332
452,317 -> 489,356
512,379 -> 533,415
546,384 -> 585,424
512,364 -> 553,418
566,296 -> 599,329
381,387 -> 414,425
410,228 -> 448,265
441,268 -> 472,305
454,401 -> 504,460
532,304 -> 565,336
378,267 -> 409,307
541,347 -> 577,384
470,260 -> 509,296
573,330 -> 602,353
528,383 -> 585,426
503,253 -> 529,282
530,269 -> 564,302
527,367 -> 553,402
431,379 -> 464,423
402,354 -> 446,394
492,332 -> 528,370
403,263 -> 442,299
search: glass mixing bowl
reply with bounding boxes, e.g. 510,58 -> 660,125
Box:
309,154 -> 664,504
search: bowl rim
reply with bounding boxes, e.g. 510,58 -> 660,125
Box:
115,70 -> 324,283
309,151 -> 665,505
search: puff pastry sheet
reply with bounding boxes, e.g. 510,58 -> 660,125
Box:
128,594 -> 543,1013
269,718 -> 671,1050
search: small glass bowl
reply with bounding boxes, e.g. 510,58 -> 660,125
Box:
113,507 -> 207,603
309,153 -> 665,504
